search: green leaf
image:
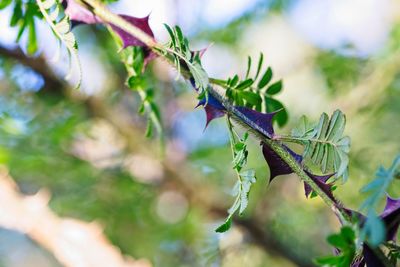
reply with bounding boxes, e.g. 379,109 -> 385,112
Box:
36,0 -> 82,88
254,53 -> 264,80
245,56 -> 252,79
266,80 -> 282,95
163,23 -> 176,47
10,2 -> 22,26
316,226 -> 356,267
240,91 -> 262,106
229,75 -> 239,87
145,118 -> 153,137
291,115 -> 316,139
0,0 -> 12,10
27,18 -> 38,54
265,97 -> 288,127
217,127 -> 256,233
359,155 -> 400,246
257,67 -> 272,89
291,110 -> 350,179
235,78 -> 254,90
215,217 -> 232,233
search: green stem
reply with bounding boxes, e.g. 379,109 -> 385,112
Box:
80,0 -> 350,222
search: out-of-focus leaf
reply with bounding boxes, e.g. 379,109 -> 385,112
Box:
315,227 -> 356,267
266,80 -> 282,95
257,67 -> 272,89
216,169 -> 256,233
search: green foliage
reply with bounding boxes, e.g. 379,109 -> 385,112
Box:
315,226 -> 356,267
316,51 -> 366,95
121,47 -> 163,139
360,155 -> 400,246
291,110 -> 350,180
163,24 -> 209,94
36,0 -> 82,88
1,0 -> 41,54
223,53 -> 288,127
216,121 -> 256,232
387,242 -> 400,265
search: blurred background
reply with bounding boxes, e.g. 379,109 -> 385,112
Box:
0,0 -> 400,266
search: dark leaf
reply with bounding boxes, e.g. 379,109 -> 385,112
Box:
303,171 -> 334,198
236,106 -> 277,137
196,95 -> 225,128
216,217 -> 232,233
111,15 -> 155,48
261,143 -> 301,182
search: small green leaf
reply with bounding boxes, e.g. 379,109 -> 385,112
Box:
215,217 -> 232,233
235,78 -> 254,90
229,75 -> 239,87
145,119 -> 153,137
245,56 -> 252,79
240,91 -> 262,106
265,97 -> 288,127
257,67 -> 272,89
254,53 -> 264,80
27,18 -> 38,54
0,0 -> 12,10
163,24 -> 176,47
291,115 -> 315,139
10,2 -> 22,26
266,80 -> 282,95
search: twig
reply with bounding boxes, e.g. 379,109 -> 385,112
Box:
79,0 -> 348,221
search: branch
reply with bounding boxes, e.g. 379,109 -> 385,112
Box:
80,0 -> 348,220
0,18 -> 329,266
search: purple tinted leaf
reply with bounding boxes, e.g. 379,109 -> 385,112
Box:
196,94 -> 225,128
261,143 -> 337,203
191,46 -> 209,59
110,15 -> 155,48
203,105 -> 225,128
380,196 -> 400,241
236,106 -> 277,137
63,0 -> 100,25
63,1 -> 155,48
261,143 -> 302,182
303,170 -> 335,199
362,244 -> 388,267
382,195 -> 400,216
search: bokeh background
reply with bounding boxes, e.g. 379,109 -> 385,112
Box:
0,0 -> 400,266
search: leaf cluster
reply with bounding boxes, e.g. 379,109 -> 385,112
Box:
291,110 -> 350,180
163,24 -> 209,94
216,122 -> 256,233
36,0 -> 82,87
223,53 -> 288,126
1,0 -> 42,54
121,47 -> 162,138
